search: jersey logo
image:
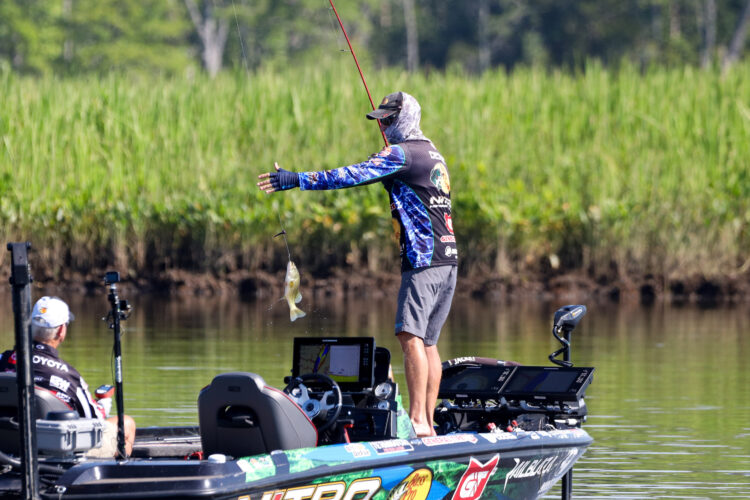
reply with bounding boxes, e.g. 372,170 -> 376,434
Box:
428,150 -> 446,163
33,355 -> 69,372
430,164 -> 451,194
444,213 -> 454,234
50,374 -> 71,393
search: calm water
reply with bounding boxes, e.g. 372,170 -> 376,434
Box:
0,292 -> 748,499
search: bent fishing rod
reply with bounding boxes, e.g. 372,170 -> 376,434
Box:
327,0 -> 389,147
231,0 -> 386,255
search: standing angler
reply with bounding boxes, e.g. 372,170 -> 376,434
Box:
257,91 -> 457,437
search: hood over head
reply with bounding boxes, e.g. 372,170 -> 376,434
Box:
366,91 -> 429,144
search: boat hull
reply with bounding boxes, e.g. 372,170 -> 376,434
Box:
51,429 -> 591,500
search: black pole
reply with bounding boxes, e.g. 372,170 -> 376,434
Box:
563,330 -> 571,365
105,274 -> 127,460
561,328 -> 572,500
7,242 -> 40,500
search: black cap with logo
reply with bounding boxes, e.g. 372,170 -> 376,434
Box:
366,92 -> 403,120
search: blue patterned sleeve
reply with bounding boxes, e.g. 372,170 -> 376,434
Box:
298,145 -> 406,191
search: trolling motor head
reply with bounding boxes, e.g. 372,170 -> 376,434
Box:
549,305 -> 587,367
554,305 -> 587,333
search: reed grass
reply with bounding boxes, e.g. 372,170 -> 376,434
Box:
1,60 -> 748,282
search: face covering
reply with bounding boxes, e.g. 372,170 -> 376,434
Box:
384,92 -> 429,144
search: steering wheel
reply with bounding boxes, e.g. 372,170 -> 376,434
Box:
284,373 -> 343,433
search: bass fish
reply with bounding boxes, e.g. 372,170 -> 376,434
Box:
284,261 -> 306,322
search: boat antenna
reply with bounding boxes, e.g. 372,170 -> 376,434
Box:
7,242 -> 40,499
104,271 -> 132,460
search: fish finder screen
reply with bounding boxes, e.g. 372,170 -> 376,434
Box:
501,368 -> 579,393
298,344 -> 360,382
499,366 -> 595,400
292,337 -> 375,391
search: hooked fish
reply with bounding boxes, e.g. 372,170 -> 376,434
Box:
284,260 -> 306,322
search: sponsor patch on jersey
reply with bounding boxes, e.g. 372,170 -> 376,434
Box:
49,374 -> 71,393
430,164 -> 451,194
33,355 -> 69,372
54,392 -> 72,404
428,195 -> 451,209
444,213 -> 454,234
428,150 -> 446,163
440,235 -> 456,243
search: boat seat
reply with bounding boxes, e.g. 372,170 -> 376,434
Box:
0,372 -> 74,454
198,372 -> 317,458
374,346 -> 391,385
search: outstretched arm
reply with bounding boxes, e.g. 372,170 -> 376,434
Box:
257,146 -> 406,194
257,162 -> 300,193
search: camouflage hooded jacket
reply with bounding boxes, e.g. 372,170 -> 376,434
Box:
297,93 -> 457,272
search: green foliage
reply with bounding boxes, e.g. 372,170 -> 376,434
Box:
2,0 -> 750,76
1,63 -> 749,280
59,0 -> 193,74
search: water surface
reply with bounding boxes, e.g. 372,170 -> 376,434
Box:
0,293 -> 747,498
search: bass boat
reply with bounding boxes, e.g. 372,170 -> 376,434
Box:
1,244 -> 593,500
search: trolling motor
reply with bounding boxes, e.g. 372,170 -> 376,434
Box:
103,271 -> 131,460
549,305 -> 587,368
548,304 -> 587,500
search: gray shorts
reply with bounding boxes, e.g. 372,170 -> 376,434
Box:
394,265 -> 457,346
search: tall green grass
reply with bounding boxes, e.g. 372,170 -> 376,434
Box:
1,60 -> 748,282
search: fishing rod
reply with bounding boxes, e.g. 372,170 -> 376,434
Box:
327,0 -> 389,147
232,0 -> 386,256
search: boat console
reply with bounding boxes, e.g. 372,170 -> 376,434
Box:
284,337 -> 401,444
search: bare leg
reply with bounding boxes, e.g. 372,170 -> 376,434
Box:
425,344 -> 441,435
107,414 -> 136,456
397,332 -> 431,437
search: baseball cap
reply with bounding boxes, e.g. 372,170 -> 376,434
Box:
366,92 -> 403,120
31,296 -> 75,328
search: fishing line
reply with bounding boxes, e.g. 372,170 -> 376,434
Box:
325,3 -> 348,53
274,212 -> 292,261
326,0 -> 389,147
232,0 -> 293,262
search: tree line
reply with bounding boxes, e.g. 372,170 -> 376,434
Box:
1,0 -> 749,77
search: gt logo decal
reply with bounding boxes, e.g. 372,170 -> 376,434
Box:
451,455 -> 499,500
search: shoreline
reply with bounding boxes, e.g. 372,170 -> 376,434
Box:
2,267 -> 748,305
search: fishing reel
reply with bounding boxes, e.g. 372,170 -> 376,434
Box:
103,271 -> 132,326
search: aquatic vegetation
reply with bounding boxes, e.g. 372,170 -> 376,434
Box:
0,61 -> 748,281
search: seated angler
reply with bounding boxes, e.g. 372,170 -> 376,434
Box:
0,296 -> 136,458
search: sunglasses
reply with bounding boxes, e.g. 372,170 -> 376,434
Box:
380,113 -> 399,127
